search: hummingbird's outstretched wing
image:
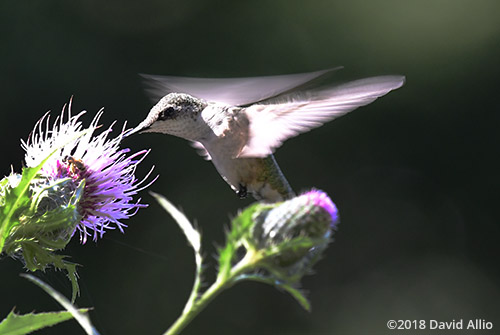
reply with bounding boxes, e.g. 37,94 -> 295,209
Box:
239,75 -> 405,157
140,68 -> 340,106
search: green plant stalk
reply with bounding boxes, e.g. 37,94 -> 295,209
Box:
180,251 -> 203,316
164,250 -> 259,335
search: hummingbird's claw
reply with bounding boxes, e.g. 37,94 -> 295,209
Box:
237,184 -> 248,199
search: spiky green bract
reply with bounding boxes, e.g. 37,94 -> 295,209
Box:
217,202 -> 273,280
0,133 -> 83,254
0,171 -> 83,301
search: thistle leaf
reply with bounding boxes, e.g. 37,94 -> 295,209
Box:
233,273 -> 311,311
150,192 -> 205,316
217,203 -> 266,279
21,274 -> 99,335
0,308 -> 90,335
0,167 -> 40,253
278,283 -> 311,311
150,192 -> 201,254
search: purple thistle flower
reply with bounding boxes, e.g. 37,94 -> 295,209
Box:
302,189 -> 339,228
22,101 -> 156,243
254,189 -> 339,245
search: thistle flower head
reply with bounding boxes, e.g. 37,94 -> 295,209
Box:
0,101 -> 155,301
231,189 -> 339,284
21,102 -> 156,243
303,189 -> 338,224
253,189 -> 338,247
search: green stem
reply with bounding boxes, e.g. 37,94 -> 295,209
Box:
181,252 -> 203,316
164,251 -> 258,335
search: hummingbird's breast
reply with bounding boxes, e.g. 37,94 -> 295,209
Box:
200,103 -> 294,202
204,136 -> 294,202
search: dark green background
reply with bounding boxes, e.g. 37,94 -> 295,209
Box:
1,1 -> 499,334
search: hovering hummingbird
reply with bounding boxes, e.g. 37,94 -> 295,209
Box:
127,68 -> 405,202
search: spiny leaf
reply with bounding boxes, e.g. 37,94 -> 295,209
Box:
233,273 -> 311,311
21,274 -> 98,335
150,192 -> 206,317
151,192 -> 201,253
0,307 -> 90,335
217,242 -> 235,280
228,203 -> 269,243
0,168 -> 36,253
278,283 -> 311,311
216,203 -> 262,279
218,203 -> 274,279
261,236 -> 320,262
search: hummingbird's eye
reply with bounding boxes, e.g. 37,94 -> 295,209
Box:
159,106 -> 176,120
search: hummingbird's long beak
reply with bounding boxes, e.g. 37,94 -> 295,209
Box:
123,121 -> 150,138
124,105 -> 160,138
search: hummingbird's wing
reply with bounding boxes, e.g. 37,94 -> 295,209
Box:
239,75 -> 405,157
140,68 -> 341,106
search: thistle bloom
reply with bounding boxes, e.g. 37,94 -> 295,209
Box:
244,189 -> 339,282
22,103 -> 156,243
303,189 -> 338,223
254,189 -> 338,245
0,102 -> 155,299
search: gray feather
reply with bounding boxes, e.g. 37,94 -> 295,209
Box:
140,68 -> 341,106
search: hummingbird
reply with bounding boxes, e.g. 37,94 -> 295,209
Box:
126,68 -> 405,202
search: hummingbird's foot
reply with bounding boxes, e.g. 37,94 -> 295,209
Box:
237,184 -> 247,198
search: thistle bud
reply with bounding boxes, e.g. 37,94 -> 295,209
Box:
248,190 -> 338,282
1,173 -> 83,269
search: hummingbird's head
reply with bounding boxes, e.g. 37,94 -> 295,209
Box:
127,93 -> 208,140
